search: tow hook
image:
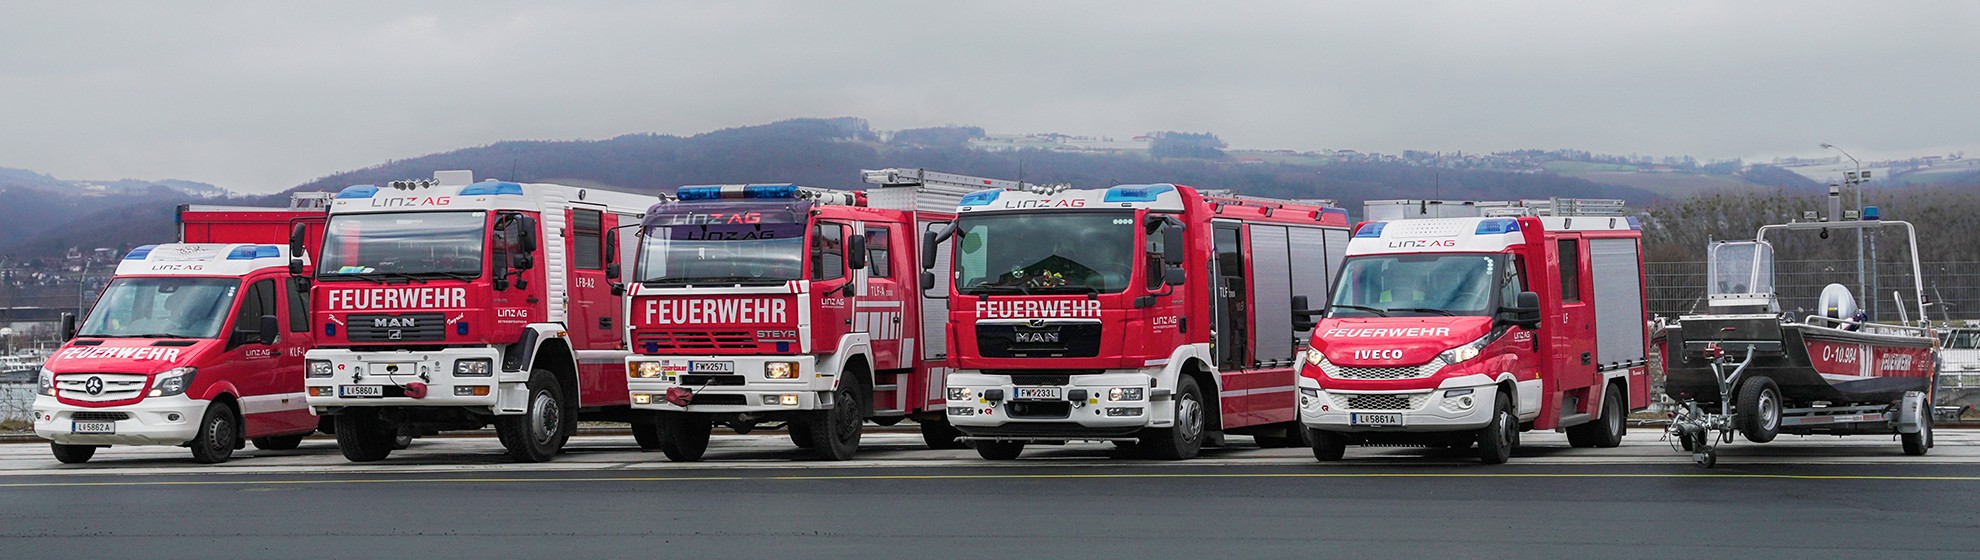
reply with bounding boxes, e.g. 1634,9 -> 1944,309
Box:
404,382 -> 428,399
665,386 -> 695,406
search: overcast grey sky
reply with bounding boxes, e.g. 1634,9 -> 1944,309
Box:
2,1 -> 1974,192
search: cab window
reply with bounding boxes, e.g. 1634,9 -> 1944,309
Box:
811,223 -> 845,281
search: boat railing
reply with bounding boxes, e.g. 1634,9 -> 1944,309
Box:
1801,314 -> 1938,339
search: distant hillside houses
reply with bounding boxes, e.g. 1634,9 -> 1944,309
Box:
967,132 -> 1153,154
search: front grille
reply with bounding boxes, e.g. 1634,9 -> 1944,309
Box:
689,394 -> 748,406
636,330 -> 757,353
346,313 -> 447,342
1321,361 -> 1440,380
679,374 -> 746,386
1332,393 -> 1431,411
56,373 -> 147,402
976,322 -> 1103,358
71,411 -> 130,422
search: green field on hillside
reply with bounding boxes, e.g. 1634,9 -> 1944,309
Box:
1542,160 -> 1637,173
1557,171 -> 1764,196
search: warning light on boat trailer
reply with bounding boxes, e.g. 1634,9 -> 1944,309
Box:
1863,206 -> 1881,221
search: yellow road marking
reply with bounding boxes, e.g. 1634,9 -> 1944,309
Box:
5,470 -> 1980,488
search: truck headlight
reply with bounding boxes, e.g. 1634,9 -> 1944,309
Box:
150,367 -> 197,397
1305,350 -> 1330,367
1436,332 -> 1495,367
37,368 -> 55,396
765,361 -> 799,379
454,358 -> 493,377
947,387 -> 973,401
632,362 -> 665,379
1108,387 -> 1145,401
307,360 -> 333,379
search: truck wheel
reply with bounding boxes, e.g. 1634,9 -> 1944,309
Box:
495,369 -> 572,463
1310,429 -> 1347,461
631,413 -> 665,451
807,379 -> 865,461
188,401 -> 239,464
975,440 -> 1024,460
918,417 -> 968,450
1735,377 -> 1782,444
1477,394 -> 1515,465
252,434 -> 307,451
50,443 -> 96,464
334,410 -> 396,462
788,419 -> 816,449
1567,385 -> 1627,448
1142,376 -> 1206,460
656,412 -> 712,462
1903,405 -> 1932,456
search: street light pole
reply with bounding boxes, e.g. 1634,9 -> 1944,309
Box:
1822,143 -> 1866,314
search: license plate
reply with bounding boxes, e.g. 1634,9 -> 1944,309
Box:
688,361 -> 734,373
1013,387 -> 1063,400
339,385 -> 384,398
1351,413 -> 1404,426
71,421 -> 115,434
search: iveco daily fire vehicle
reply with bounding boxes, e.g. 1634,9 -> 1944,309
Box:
1300,199 -> 1651,464
624,169 -> 993,461
34,198 -> 328,463
303,171 -> 653,462
931,183 -> 1351,460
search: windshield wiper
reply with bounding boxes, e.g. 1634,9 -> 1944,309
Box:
418,272 -> 476,282
967,285 -> 1034,296
645,275 -> 787,286
1388,307 -> 1457,316
1330,304 -> 1390,317
91,333 -> 194,339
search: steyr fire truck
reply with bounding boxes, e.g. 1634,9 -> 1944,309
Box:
624,169 -> 995,461
302,171 -> 654,462
1300,200 -> 1650,464
931,183 -> 1352,460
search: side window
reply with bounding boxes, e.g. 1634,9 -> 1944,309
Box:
1144,220 -> 1168,290
286,277 -> 309,332
1501,255 -> 1527,305
572,209 -> 603,271
812,223 -> 845,281
235,279 -> 276,342
865,227 -> 892,279
1557,239 -> 1581,303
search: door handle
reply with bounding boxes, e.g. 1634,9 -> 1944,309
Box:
600,317 -> 613,330
1581,352 -> 1592,365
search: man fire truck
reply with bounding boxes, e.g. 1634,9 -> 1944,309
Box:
624,169 -> 992,461
302,171 -> 654,462
1300,199 -> 1650,464
931,183 -> 1352,460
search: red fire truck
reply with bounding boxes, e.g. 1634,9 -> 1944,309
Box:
1300,201 -> 1651,464
301,171 -> 655,462
930,184 -> 1352,460
33,197 -> 327,463
624,169 -> 993,461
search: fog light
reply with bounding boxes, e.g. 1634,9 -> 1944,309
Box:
165,413 -> 182,422
948,406 -> 976,416
1108,387 -> 1145,401
1105,407 -> 1143,417
762,394 -> 780,406
454,386 -> 489,397
633,394 -> 652,405
454,359 -> 493,377
779,394 -> 799,406
946,387 -> 973,401
308,387 -> 328,397
633,362 -> 665,379
1299,387 -> 1320,397
765,362 -> 799,379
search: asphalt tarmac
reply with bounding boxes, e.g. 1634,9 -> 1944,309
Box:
3,430 -> 1976,559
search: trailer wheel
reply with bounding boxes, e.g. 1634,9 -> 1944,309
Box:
975,440 -> 1024,460
630,413 -> 665,451
656,412 -> 712,462
1735,377 -> 1782,443
188,401 -> 239,464
251,434 -> 307,451
1568,385 -> 1626,448
50,443 -> 97,464
334,410 -> 395,462
918,418 -> 968,450
495,369 -> 572,463
1142,376 -> 1205,460
1903,405 -> 1932,456
1310,429 -> 1347,461
807,379 -> 865,461
1477,394 -> 1515,465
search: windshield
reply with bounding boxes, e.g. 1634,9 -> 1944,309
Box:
1946,330 -> 1980,349
1707,241 -> 1774,296
954,212 -> 1137,294
318,211 -> 486,277
637,222 -> 806,284
78,277 -> 241,338
1329,253 -> 1506,317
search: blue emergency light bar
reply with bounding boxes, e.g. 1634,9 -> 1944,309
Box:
124,245 -> 159,260
458,181 -> 524,196
1354,221 -> 1388,238
226,245 -> 283,260
958,189 -> 1002,206
676,184 -> 801,201
1474,218 -> 1521,235
335,185 -> 380,199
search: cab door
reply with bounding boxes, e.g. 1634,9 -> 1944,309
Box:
809,221 -> 855,355
1549,234 -> 1599,426
566,207 -> 628,406
223,277 -> 303,437
856,223 -> 906,370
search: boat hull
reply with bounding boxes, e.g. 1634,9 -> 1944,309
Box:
1663,316 -> 1935,406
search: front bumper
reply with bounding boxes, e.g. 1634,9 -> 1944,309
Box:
1299,380 -> 1498,433
32,394 -> 206,446
626,355 -> 824,413
304,348 -> 512,414
944,369 -> 1165,441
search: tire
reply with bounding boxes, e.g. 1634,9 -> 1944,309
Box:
807,379 -> 864,461
631,414 -> 666,451
656,412 -> 712,462
50,443 -> 96,464
392,434 -> 413,450
975,440 -> 1025,460
1141,376 -> 1206,460
251,434 -> 307,451
1476,393 -> 1515,465
1903,404 -> 1932,456
788,420 -> 816,449
1567,385 -> 1627,448
495,369 -> 572,463
1310,429 -> 1347,461
918,417 -> 968,450
334,411 -> 396,462
1735,377 -> 1782,444
189,401 -> 239,464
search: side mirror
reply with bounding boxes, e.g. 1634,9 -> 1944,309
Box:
920,270 -> 936,291
288,222 -> 309,276
493,269 -> 510,291
1163,267 -> 1186,286
610,282 -> 625,297
921,231 -> 940,270
1501,291 -> 1543,329
1161,217 -> 1185,266
1292,295 -> 1321,331
604,230 -> 621,279
517,216 -> 539,253
258,314 -> 279,345
512,253 -> 535,271
60,312 -> 77,341
847,233 -> 867,270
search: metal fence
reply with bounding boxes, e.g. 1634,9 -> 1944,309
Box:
1647,260 -> 1980,324
1,383 -> 33,429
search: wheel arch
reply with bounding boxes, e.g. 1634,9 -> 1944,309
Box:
530,336 -> 580,407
